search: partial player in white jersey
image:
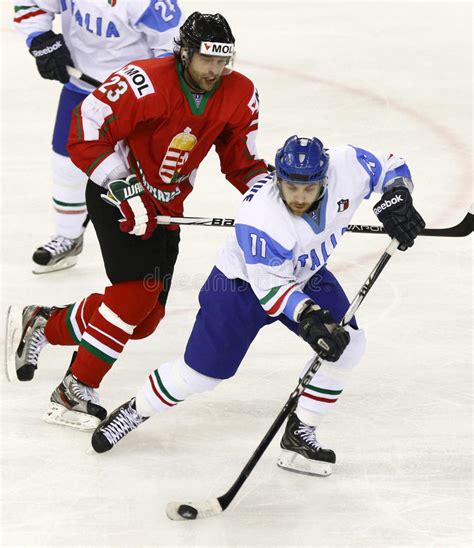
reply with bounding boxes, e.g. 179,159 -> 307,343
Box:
14,0 -> 183,273
89,135 -> 425,475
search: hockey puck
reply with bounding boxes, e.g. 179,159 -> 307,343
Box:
178,504 -> 198,520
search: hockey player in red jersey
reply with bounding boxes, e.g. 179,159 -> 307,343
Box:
6,12 -> 270,431
14,0 -> 184,274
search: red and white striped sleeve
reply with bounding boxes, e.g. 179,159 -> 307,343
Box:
68,63 -> 166,186
13,0 -> 58,44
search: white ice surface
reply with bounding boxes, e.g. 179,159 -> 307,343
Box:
0,1 -> 472,546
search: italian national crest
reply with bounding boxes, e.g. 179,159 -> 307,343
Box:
337,199 -> 349,212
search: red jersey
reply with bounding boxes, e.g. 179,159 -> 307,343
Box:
68,56 -> 269,216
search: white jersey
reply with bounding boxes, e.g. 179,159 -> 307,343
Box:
216,144 -> 412,321
13,0 -> 183,92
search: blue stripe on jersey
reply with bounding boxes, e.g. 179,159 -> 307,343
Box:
382,164 -> 412,190
302,191 -> 329,234
235,224 -> 293,266
349,146 -> 382,198
136,0 -> 182,31
64,82 -> 91,95
282,290 -> 308,321
26,31 -> 45,47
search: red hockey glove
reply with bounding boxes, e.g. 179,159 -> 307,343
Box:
106,175 -> 158,240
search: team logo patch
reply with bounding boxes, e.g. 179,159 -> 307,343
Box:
337,199 -> 349,212
159,128 -> 197,184
200,42 -> 234,57
107,0 -> 117,6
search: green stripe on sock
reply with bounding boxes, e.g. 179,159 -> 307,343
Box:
154,370 -> 183,403
80,339 -> 116,366
306,385 -> 343,396
53,198 -> 86,207
65,306 -> 81,344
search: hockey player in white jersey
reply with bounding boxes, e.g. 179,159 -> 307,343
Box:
90,135 -> 425,475
14,0 -> 183,273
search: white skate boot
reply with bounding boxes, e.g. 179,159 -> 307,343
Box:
5,305 -> 52,382
43,352 -> 107,431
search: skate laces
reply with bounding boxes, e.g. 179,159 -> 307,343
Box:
295,423 -> 322,450
26,327 -> 47,365
101,402 -> 146,446
70,377 -> 100,405
43,236 -> 75,256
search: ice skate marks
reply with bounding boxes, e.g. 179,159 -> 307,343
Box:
4,305 -> 22,383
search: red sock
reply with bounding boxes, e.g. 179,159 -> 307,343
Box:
45,293 -> 103,345
71,280 -> 162,387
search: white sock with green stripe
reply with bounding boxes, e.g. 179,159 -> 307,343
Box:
136,357 -> 221,416
296,326 -> 366,426
51,151 -> 88,239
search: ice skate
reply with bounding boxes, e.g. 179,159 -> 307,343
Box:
32,234 -> 84,274
43,353 -> 107,431
5,305 -> 52,382
91,398 -> 149,453
277,412 -> 336,476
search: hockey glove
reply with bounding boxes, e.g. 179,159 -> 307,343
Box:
373,187 -> 425,250
29,31 -> 73,84
107,175 -> 158,240
298,305 -> 350,362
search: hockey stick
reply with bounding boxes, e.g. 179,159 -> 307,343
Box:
101,156 -> 473,239
66,66 -> 102,88
166,238 -> 400,521
139,205 -> 474,238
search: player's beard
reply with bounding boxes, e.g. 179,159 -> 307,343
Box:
287,202 -> 313,216
183,68 -> 218,93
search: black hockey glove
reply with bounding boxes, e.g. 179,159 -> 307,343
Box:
29,31 -> 73,84
298,306 -> 350,362
373,187 -> 425,250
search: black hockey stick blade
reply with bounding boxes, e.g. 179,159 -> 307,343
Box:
420,204 -> 473,237
347,204 -> 473,237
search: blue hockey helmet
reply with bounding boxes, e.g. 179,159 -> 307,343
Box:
275,136 -> 329,184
